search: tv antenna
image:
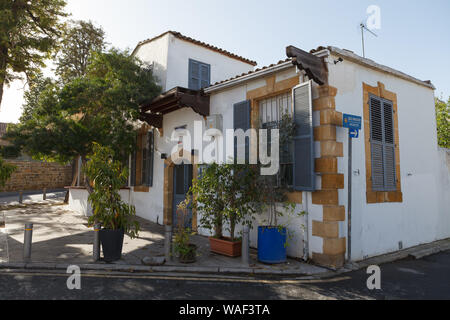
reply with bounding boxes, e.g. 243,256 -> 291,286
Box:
360,23 -> 377,58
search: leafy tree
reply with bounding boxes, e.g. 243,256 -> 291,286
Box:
84,143 -> 139,237
0,0 -> 67,108
0,156 -> 16,187
55,20 -> 106,84
191,163 -> 260,241
4,49 -> 161,191
436,97 -> 450,148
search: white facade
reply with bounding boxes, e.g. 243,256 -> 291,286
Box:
67,35 -> 450,263
327,53 -> 450,261
133,32 -> 255,92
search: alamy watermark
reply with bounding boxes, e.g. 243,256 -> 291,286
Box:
66,265 -> 81,290
366,265 -> 381,290
366,5 -> 381,30
169,121 -> 280,176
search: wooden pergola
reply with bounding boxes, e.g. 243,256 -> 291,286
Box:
139,87 -> 210,128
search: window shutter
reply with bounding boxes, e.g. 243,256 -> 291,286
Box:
370,97 -> 385,190
200,64 -> 210,89
292,80 -> 315,191
383,101 -> 396,190
146,130 -> 154,187
189,60 -> 200,90
130,147 -> 137,187
369,96 -> 396,191
189,59 -> 210,90
233,100 -> 251,163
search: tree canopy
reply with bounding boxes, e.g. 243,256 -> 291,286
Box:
435,97 -> 450,149
55,20 -> 106,84
0,0 -> 67,108
4,49 -> 161,166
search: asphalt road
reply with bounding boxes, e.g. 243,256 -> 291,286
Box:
0,250 -> 449,300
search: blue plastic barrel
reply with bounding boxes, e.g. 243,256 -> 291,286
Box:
257,226 -> 287,264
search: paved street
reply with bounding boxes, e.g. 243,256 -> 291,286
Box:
0,202 -> 325,275
1,250 -> 449,300
0,190 -> 66,205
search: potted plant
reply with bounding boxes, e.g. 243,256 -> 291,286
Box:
191,163 -> 259,257
84,143 -> 139,262
257,176 -> 299,264
256,112 -> 303,264
173,198 -> 197,263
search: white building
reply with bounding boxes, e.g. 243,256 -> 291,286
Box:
68,31 -> 450,268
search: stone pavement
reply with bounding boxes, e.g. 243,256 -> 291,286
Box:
0,201 -> 327,276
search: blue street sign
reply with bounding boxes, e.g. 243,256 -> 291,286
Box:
343,114 -> 362,130
349,129 -> 359,139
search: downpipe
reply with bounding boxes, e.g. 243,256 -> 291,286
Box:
303,192 -> 309,261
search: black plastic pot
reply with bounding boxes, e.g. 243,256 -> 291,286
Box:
99,228 -> 124,262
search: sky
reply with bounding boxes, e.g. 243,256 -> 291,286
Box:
1,0 -> 449,123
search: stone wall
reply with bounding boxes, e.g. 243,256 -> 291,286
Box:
0,160 -> 73,192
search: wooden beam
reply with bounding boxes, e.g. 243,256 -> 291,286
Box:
139,113 -> 163,128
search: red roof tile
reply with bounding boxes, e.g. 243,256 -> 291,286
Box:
206,58 -> 292,88
134,31 -> 257,66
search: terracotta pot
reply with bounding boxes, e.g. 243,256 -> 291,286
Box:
209,237 -> 242,257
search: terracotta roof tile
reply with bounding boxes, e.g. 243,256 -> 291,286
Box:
207,58 -> 292,88
134,31 -> 257,66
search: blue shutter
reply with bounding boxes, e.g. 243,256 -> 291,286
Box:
146,130 -> 154,187
200,64 -> 210,89
370,96 -> 385,190
369,95 -> 396,191
233,100 -> 251,163
292,81 -> 315,191
382,101 -> 396,191
189,59 -> 210,90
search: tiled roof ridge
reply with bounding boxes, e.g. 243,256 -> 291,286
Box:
135,31 -> 257,66
207,58 -> 292,88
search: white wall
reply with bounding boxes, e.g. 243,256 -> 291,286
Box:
328,54 -> 450,261
165,34 -> 254,91
133,34 -> 170,90
134,33 -> 255,92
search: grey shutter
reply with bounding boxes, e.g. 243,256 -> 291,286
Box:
200,64 -> 210,89
369,96 -> 396,191
292,81 -> 315,191
383,101 -> 396,190
189,59 -> 210,90
188,59 -> 200,90
370,96 -> 385,190
233,100 -> 251,163
145,130 -> 154,187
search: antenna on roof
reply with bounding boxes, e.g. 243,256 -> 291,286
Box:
360,23 -> 377,58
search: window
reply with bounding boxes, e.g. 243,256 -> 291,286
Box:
130,130 -> 154,187
188,59 -> 210,90
259,92 -> 293,187
369,95 -> 396,191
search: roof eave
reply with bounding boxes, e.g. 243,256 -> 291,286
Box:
328,46 -> 435,90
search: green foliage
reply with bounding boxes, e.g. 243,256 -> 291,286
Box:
84,143 -> 139,238
173,198 -> 196,258
4,49 -> 161,166
0,0 -> 68,106
190,163 -> 260,241
0,156 -> 16,187
436,97 -> 450,148
55,20 -> 106,84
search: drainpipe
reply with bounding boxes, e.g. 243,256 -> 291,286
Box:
303,192 -> 310,261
